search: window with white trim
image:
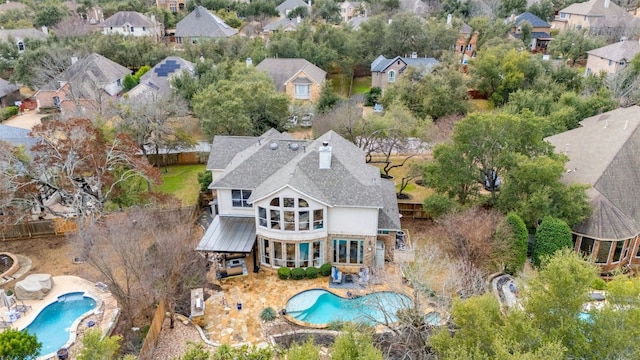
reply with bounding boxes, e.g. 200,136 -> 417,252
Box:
388,70 -> 396,83
294,84 -> 310,99
259,196 -> 323,231
333,239 -> 364,264
231,189 -> 252,208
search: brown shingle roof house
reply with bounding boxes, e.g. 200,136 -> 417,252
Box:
545,105 -> 640,272
255,58 -> 326,102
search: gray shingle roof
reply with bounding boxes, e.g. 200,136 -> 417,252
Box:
128,56 -> 194,98
175,6 -> 238,38
0,1 -> 27,12
0,78 -> 19,98
545,105 -> 640,240
370,55 -> 439,73
559,0 -> 639,28
0,124 -> 40,150
38,53 -> 131,97
514,12 -> 551,28
264,17 -> 302,31
276,0 -> 308,16
255,58 -> 326,92
0,29 -> 47,43
102,11 -> 157,27
587,40 -> 640,62
206,129 -> 286,170
347,16 -> 368,30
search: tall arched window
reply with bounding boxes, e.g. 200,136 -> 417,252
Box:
258,196 -> 323,231
388,70 -> 396,83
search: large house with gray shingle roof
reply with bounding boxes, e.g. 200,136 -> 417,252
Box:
508,12 -> 553,53
552,0 -> 639,35
545,105 -> 640,272
371,54 -> 439,91
127,56 -> 194,98
276,0 -> 309,17
585,39 -> 640,76
175,6 -> 237,44
0,28 -> 48,53
255,58 -> 326,102
101,11 -> 163,39
196,129 -> 402,273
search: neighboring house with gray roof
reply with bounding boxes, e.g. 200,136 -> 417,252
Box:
585,39 -> 640,76
545,105 -> 640,272
175,6 -> 238,44
196,129 -> 402,273
508,12 -> 553,53
552,0 -> 639,35
276,0 -> 309,17
0,28 -> 47,53
0,124 -> 39,150
371,54 -> 439,91
127,56 -> 194,98
101,11 -> 163,39
34,53 -> 131,118
255,58 -> 326,102
338,1 -> 366,23
263,16 -> 305,33
0,1 -> 27,14
0,78 -> 20,108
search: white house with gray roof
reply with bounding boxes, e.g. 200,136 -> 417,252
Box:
101,11 -> 163,39
196,129 -> 402,273
175,6 -> 237,44
545,105 -> 640,272
371,54 -> 439,91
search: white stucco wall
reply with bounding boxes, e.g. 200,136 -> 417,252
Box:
327,206 -> 378,236
216,188 -> 255,216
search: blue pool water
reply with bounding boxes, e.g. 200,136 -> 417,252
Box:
24,292 -> 96,357
286,289 -> 412,325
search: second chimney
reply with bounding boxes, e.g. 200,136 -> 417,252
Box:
319,141 -> 332,169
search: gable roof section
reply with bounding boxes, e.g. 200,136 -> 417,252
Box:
264,17 -> 302,32
587,40 -> 640,62
559,0 -> 639,28
0,78 -> 19,97
175,6 -> 238,38
128,56 -> 194,97
371,55 -> 439,73
276,0 -> 308,16
255,58 -> 326,92
206,129 -> 285,171
0,124 -> 40,149
38,53 -> 131,94
514,12 -> 551,28
545,105 -> 640,240
0,29 -> 47,43
102,11 -> 157,27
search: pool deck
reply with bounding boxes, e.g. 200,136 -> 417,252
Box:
2,275 -> 119,359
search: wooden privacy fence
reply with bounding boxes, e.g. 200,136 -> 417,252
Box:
0,218 -> 78,241
138,300 -> 167,360
147,151 -> 209,166
397,200 -> 429,219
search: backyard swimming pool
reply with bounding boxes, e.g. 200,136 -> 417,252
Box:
23,292 -> 96,357
286,289 -> 411,326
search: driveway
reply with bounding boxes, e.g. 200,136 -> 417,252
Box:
2,111 -> 44,130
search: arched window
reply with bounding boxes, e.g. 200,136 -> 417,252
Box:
388,70 -> 395,83
258,196 -> 322,231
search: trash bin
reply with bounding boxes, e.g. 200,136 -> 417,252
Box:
57,348 -> 69,360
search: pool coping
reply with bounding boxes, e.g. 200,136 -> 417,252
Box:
19,291 -> 101,360
283,288 -> 413,329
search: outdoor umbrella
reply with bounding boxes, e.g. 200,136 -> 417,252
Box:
0,289 -> 12,309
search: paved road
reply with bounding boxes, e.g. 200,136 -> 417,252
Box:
2,111 -> 44,130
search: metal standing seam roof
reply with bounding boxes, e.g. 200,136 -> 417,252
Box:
175,6 -> 238,38
545,105 -> 640,240
195,216 -> 256,253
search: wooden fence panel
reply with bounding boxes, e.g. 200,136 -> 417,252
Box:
397,200 -> 429,219
138,300 -> 166,360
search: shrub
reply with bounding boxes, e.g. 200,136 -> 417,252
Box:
532,216 -> 573,268
291,267 -> 306,280
498,212 -> 529,274
423,193 -> 455,219
319,263 -> 332,276
327,320 -> 346,331
0,106 -> 18,121
260,307 -> 277,321
365,87 -> 382,106
591,278 -> 607,290
277,267 -> 291,280
306,267 -> 318,279
6,289 -> 12,296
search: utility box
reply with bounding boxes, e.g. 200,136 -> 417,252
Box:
375,240 -> 385,269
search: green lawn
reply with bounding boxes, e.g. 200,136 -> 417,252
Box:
156,164 -> 206,206
328,74 -> 372,97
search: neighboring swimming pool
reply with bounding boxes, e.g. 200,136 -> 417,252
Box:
286,289 -> 411,326
23,292 -> 96,357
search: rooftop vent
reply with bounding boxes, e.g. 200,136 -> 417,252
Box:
270,142 -> 278,150
289,143 -> 300,151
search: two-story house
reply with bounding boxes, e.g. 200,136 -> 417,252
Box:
276,0 -> 309,17
196,129 -> 402,272
338,1 -> 366,23
174,6 -> 238,44
371,54 -> 439,91
156,0 -> 186,13
101,11 -> 163,39
552,0 -> 639,35
545,106 -> 640,272
508,12 -> 553,53
0,28 -> 48,53
456,22 -> 478,64
585,39 -> 640,75
255,58 -> 326,103
33,53 -> 131,119
127,56 -> 194,98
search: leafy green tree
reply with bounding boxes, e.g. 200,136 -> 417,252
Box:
331,326 -> 383,360
316,80 -> 341,114
122,74 -> 139,92
499,0 -> 527,17
547,29 -> 606,64
288,6 -> 309,18
198,171 -> 213,192
531,216 -> 573,267
383,12 -> 425,57
35,3 -> 68,27
423,144 -> 479,204
528,0 -> 555,22
467,16 -> 511,51
0,328 -> 42,360
76,329 -> 121,360
314,0 -> 341,23
496,212 -> 529,274
422,193 -> 457,219
286,338 -> 321,360
192,62 -> 290,136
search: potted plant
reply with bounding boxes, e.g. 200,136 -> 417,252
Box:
5,289 -> 15,305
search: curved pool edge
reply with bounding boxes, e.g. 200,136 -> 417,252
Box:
284,288 -> 413,329
19,291 -> 102,360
